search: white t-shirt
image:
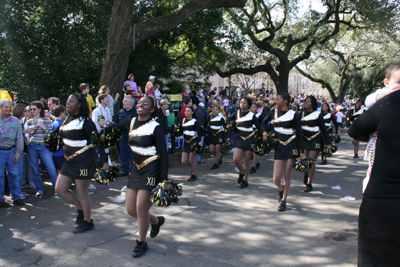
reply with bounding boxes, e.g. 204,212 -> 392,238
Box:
335,112 -> 344,123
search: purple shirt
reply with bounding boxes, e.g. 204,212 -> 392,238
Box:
123,80 -> 137,93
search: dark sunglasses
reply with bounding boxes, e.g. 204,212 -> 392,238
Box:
30,108 -> 37,111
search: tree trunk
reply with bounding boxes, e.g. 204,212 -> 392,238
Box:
99,0 -> 247,98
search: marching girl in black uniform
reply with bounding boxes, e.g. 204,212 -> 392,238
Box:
262,93 -> 305,211
320,103 -> 338,165
228,97 -> 262,188
181,106 -> 202,181
208,104 -> 225,170
300,96 -> 331,192
250,102 -> 262,174
55,93 -> 109,233
347,100 -> 364,158
111,96 -> 168,258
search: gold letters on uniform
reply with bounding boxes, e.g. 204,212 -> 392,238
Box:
79,169 -> 88,176
146,177 -> 156,186
292,149 -> 299,155
315,143 -> 320,149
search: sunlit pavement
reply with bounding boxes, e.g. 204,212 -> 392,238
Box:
0,129 -> 365,266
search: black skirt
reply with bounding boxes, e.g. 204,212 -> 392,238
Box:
60,146 -> 98,180
358,197 -> 400,266
236,135 -> 255,151
303,134 -> 323,151
183,134 -> 198,153
128,159 -> 161,191
274,140 -> 299,160
210,130 -> 225,145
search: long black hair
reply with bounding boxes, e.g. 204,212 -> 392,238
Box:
321,102 -> 331,113
142,95 -> 159,119
305,95 -> 318,111
72,93 -> 90,118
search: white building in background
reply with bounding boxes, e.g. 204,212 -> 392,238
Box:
168,69 -> 330,98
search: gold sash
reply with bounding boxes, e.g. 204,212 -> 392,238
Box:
304,131 -> 320,141
212,129 -> 223,137
277,135 -> 296,146
133,155 -> 159,170
185,136 -> 196,143
239,131 -> 256,141
64,144 -> 95,161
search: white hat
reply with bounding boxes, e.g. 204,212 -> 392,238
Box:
199,102 -> 205,107
149,75 -> 156,80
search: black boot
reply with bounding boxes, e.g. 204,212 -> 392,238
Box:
277,185 -> 284,203
303,174 -> 309,185
211,164 -> 219,170
237,173 -> 244,184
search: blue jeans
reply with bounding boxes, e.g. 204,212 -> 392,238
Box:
27,143 -> 58,193
0,147 -> 22,201
165,135 -> 169,151
229,134 -> 238,146
119,141 -> 134,174
195,136 -> 204,162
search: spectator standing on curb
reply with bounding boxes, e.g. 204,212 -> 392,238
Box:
92,95 -> 113,129
123,74 -> 138,95
0,99 -> 25,207
145,76 -> 156,94
80,83 -> 96,117
115,96 -> 137,176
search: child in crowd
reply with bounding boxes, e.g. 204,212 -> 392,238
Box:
136,86 -> 143,99
124,84 -> 133,96
52,105 -> 66,175
96,115 -> 106,133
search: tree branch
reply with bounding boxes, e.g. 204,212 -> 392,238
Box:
134,0 -> 247,44
295,66 -> 337,101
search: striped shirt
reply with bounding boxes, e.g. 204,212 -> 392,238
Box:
24,117 -> 53,144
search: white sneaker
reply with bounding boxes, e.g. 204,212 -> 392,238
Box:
35,191 -> 43,198
210,154 -> 215,158
228,148 -> 235,153
235,167 -> 240,173
53,192 -> 58,196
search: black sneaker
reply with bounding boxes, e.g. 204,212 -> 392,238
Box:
250,167 -> 256,174
73,219 -> 94,234
237,173 -> 244,184
256,163 -> 260,170
278,201 -> 286,212
219,154 -> 223,165
211,164 -> 219,170
76,209 -> 84,225
150,216 -> 165,238
353,154 -> 359,158
321,160 -> 327,165
303,174 -> 309,185
132,240 -> 148,258
277,186 -> 284,203
187,175 -> 197,181
304,184 -> 313,192
239,180 -> 249,188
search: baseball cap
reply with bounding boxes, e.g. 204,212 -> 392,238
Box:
149,75 -> 156,80
160,99 -> 170,105
198,102 -> 205,107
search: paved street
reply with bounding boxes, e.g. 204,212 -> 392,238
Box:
1,130 -> 366,267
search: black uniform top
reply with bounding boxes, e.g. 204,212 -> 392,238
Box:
347,106 -> 365,124
56,115 -> 108,163
228,110 -> 262,137
113,117 -> 168,181
348,91 -> 400,199
322,112 -> 338,134
208,114 -> 226,132
156,109 -> 168,135
262,108 -> 304,153
182,118 -> 201,139
299,110 -> 330,146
